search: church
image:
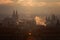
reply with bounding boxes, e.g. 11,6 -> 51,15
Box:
46,14 -> 60,27
2,10 -> 20,27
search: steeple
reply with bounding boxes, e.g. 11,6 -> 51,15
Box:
12,10 -> 16,18
12,10 -> 19,25
16,10 -> 18,19
12,10 -> 18,20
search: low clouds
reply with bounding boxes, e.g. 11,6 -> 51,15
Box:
0,0 -> 14,4
46,2 -> 60,7
0,0 -> 47,7
35,0 -> 60,2
16,0 -> 47,7
0,0 -> 60,7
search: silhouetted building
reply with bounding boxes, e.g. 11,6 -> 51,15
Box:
12,10 -> 19,25
46,14 -> 60,27
2,10 -> 20,27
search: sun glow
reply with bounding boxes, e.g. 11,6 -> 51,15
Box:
0,0 -> 60,7
0,0 -> 13,4
35,16 -> 46,26
17,0 -> 33,6
17,0 -> 47,7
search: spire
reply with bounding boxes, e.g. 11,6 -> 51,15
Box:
12,10 -> 16,17
12,10 -> 19,21
16,10 -> 18,19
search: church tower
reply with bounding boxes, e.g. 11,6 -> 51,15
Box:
12,10 -> 18,20
12,10 -> 19,25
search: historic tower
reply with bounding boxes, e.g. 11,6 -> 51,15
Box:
12,10 -> 19,25
12,10 -> 18,20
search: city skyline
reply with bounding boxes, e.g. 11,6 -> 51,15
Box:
0,0 -> 60,18
0,0 -> 60,40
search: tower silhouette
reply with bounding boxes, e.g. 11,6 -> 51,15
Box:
12,10 -> 18,20
12,10 -> 19,25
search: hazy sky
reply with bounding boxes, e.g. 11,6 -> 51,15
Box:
0,0 -> 60,6
0,0 -> 60,18
12,0 -> 60,2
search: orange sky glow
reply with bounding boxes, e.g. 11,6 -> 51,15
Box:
0,0 -> 60,7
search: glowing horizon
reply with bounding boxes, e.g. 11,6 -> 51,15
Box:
17,0 -> 47,7
35,16 -> 46,26
0,0 -> 60,7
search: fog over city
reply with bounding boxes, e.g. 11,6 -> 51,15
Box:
0,0 -> 60,19
0,0 -> 60,40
